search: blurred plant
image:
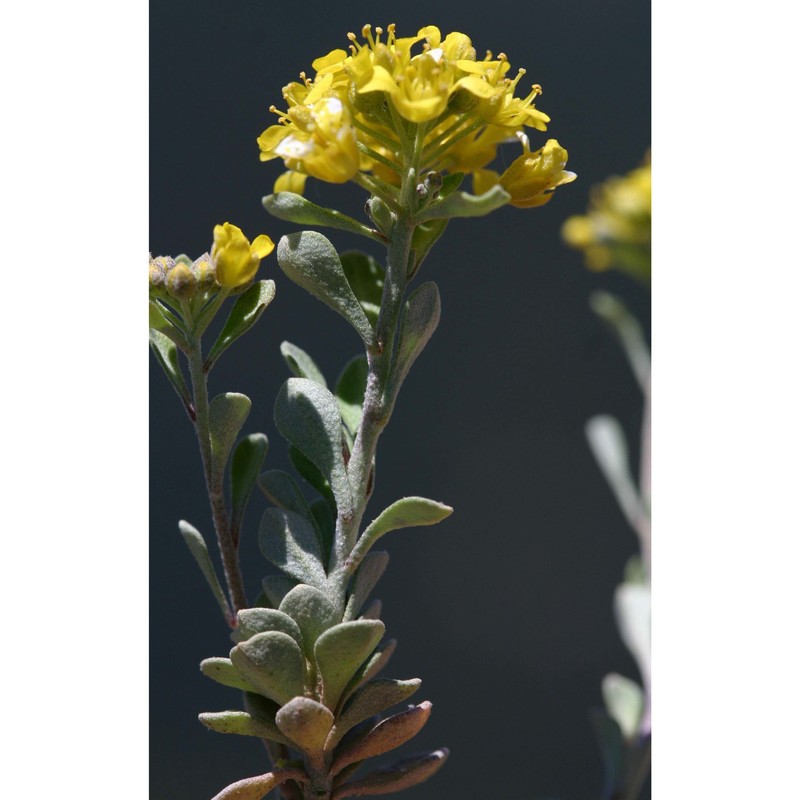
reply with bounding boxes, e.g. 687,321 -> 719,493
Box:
562,154 -> 651,283
567,156 -> 651,799
151,23 -> 574,800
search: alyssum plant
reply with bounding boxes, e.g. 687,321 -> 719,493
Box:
150,24 -> 574,800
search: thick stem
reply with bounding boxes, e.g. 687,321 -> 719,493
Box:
185,334 -> 249,618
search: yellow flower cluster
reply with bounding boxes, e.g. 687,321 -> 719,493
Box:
562,156 -> 651,279
258,24 -> 574,209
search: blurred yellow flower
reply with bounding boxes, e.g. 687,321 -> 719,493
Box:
562,155 -> 651,280
257,23 -> 572,210
211,223 -> 274,288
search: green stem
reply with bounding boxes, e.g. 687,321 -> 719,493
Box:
185,329 -> 249,620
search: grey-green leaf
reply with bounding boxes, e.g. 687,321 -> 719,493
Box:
280,341 -> 328,387
279,584 -> 340,661
289,445 -> 336,512
230,433 -> 269,537
200,657 -> 260,693
341,640 -> 397,706
276,231 -> 375,346
417,184 -> 510,221
178,521 -> 231,622
208,393 -> 252,483
209,768 -> 307,800
339,252 -> 385,327
235,608 -> 304,650
199,710 -> 290,744
264,192 -> 383,242
229,631 -> 305,706
205,279 -> 276,370
276,697 -> 335,756
262,575 -> 298,607
327,678 -> 421,750
315,620 -> 385,711
257,470 -> 324,554
344,551 -> 389,620
275,378 -> 353,516
388,282 -> 441,400
348,498 -> 452,572
259,508 -> 327,590
409,218 -> 448,278
335,356 -> 369,437
149,328 -> 191,408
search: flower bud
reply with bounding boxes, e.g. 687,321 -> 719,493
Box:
166,263 -> 196,298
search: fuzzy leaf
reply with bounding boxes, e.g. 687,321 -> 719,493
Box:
344,552 -> 389,621
264,192 -> 382,241
359,599 -> 382,621
279,584 -> 340,661
348,498 -> 452,572
206,280 -> 276,369
235,608 -> 304,650
310,498 -> 335,562
327,679 -> 421,750
230,434 -> 269,535
275,378 -> 353,516
199,710 -> 290,744
335,356 -> 369,437
315,620 -> 386,711
409,218 -> 448,278
276,697 -> 335,756
209,393 -> 251,483
277,231 -> 375,346
200,657 -> 260,693
341,640 -> 397,705
332,748 -> 449,798
259,508 -> 327,590
388,282 -> 441,399
261,575 -> 298,607
178,521 -> 231,621
257,470 -> 324,555
340,252 -> 384,327
288,445 -> 336,511
149,328 -> 191,407
417,184 -> 510,221
280,341 -> 327,387
210,768 -> 307,800
229,631 -> 306,706
332,702 -> 433,776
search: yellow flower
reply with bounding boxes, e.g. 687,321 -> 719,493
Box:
475,137 -> 576,208
211,223 -> 274,288
562,155 -> 651,280
258,23 -> 570,210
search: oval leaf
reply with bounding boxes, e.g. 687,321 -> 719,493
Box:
279,584 -> 340,661
149,328 -> 191,407
235,608 -> 304,650
388,282 -> 441,400
340,252 -> 385,327
230,433 -> 269,536
280,341 -> 327,387
178,520 -> 232,622
344,551 -> 389,621
206,280 -> 276,370
277,231 -> 375,346
315,620 -> 385,711
209,393 -> 252,483
264,192 -> 382,242
199,710 -> 290,745
340,640 -> 397,707
229,631 -> 305,706
335,355 -> 369,437
348,498 -> 452,572
275,378 -> 353,516
257,470 -> 325,556
259,508 -> 327,590
275,697 -> 335,756
200,657 -> 260,693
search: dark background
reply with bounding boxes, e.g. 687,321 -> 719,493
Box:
150,2 -> 650,798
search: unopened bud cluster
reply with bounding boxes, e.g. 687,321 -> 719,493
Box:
149,253 -> 218,301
